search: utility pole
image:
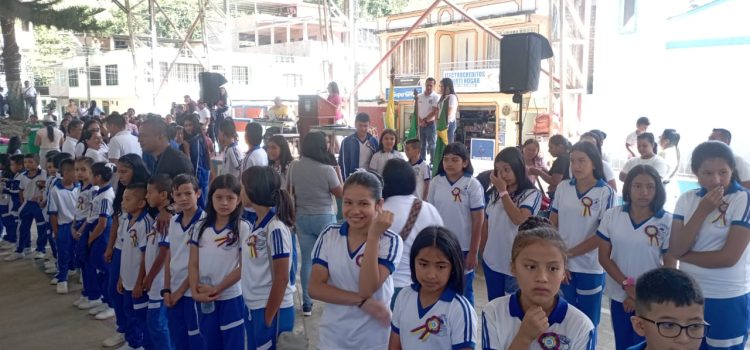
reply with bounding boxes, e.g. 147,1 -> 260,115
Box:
348,0 -> 356,120
149,0 -> 158,109
84,33 -> 91,103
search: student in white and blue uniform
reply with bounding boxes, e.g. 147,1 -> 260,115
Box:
239,166 -> 296,350
164,174 -> 206,350
240,123 -> 268,224
41,151 -> 62,261
16,154 -> 47,256
48,159 -> 80,290
189,174 -> 245,350
390,227 -> 476,350
73,158 -> 99,306
550,142 -> 615,333
310,171 -> 403,350
669,141 -> 750,350
427,143 -> 484,305
88,164 -> 115,318
218,118 -> 243,179
596,164 -> 676,350
482,218 -> 595,350
119,184 -> 153,350
0,155 -> 15,248
483,147 -> 541,301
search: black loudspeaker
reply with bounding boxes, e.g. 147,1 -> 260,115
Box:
500,33 -> 553,94
199,72 -> 227,106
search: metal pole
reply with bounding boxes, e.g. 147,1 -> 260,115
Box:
348,0 -> 356,118
124,0 -> 139,99
149,0 -> 158,109
84,34 -> 91,103
200,0 -> 210,69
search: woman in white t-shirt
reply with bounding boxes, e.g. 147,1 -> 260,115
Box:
438,78 -> 459,144
381,158 -> 443,306
35,115 -> 64,168
619,132 -> 669,182
658,129 -> 681,212
81,130 -> 108,163
581,132 -> 618,192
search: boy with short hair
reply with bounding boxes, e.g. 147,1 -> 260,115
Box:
16,154 -> 48,260
218,118 -> 243,178
118,183 -> 153,350
40,151 -> 66,272
626,116 -> 650,158
3,154 -> 29,261
72,157 -> 101,310
338,112 -> 378,180
629,268 -> 706,350
404,138 -> 430,199
86,162 -> 116,320
139,174 -> 174,349
48,158 -> 81,293
63,119 -> 83,155
241,122 -> 267,173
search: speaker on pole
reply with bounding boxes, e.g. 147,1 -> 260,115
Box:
500,33 -> 553,94
199,72 -> 227,106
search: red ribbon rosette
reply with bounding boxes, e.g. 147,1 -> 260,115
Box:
644,225 -> 659,246
537,332 -> 562,350
410,315 -> 443,341
452,188 -> 462,202
712,202 -> 729,227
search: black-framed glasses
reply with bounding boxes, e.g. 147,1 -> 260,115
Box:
639,316 -> 710,339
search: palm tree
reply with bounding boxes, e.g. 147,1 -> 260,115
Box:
0,0 -> 105,121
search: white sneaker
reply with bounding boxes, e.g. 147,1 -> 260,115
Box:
44,260 -> 56,269
32,251 -> 46,259
44,266 -> 58,274
0,241 -> 15,250
78,298 -> 103,310
102,332 -> 125,347
114,342 -> 138,350
73,296 -> 87,307
49,277 -> 59,285
3,252 -> 23,262
22,248 -> 33,258
56,281 -> 69,294
95,307 -> 116,320
88,303 -> 109,315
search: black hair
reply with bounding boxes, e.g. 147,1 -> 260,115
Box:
245,122 -> 263,147
148,173 -> 173,195
114,154 -> 151,216
382,158 -> 416,199
425,77 -> 435,84
570,141 -> 605,181
68,119 -> 83,133
219,118 -> 237,139
354,112 -> 370,124
690,141 -> 736,179
82,118 -> 102,133
439,77 -> 456,97
377,128 -> 399,153
52,152 -> 73,170
549,134 -> 572,152
7,136 -> 22,155
580,131 -> 604,155
519,216 -> 553,231
635,267 -> 704,316
410,226 -> 465,294
182,113 -> 201,138
589,129 -> 607,141
490,147 -> 535,205
301,131 -> 336,165
45,150 -> 59,164
344,170 -> 384,202
59,158 -> 75,173
141,118 -> 168,138
0,154 -> 11,178
91,162 -> 113,182
637,132 -> 658,154
437,142 -> 474,176
107,112 -> 126,129
44,121 -> 55,142
167,124 -> 178,140
661,129 -> 680,147
195,174 -> 242,245
75,156 -> 95,169
711,128 -> 732,144
636,116 -> 650,126
268,135 -> 294,175
405,138 -> 421,150
622,165 -> 666,214
80,129 -> 101,156
10,154 -> 24,166
23,153 -> 39,163
172,173 -> 200,192
327,81 -> 339,94
241,166 -> 295,227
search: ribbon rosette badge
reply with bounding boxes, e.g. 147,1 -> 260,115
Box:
644,225 -> 659,246
581,197 -> 593,217
451,188 -> 462,202
537,332 -> 562,350
410,315 -> 443,341
712,202 -> 729,227
246,235 -> 258,258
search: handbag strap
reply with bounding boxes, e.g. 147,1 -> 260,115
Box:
399,198 -> 422,240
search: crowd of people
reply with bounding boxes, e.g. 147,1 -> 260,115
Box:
0,95 -> 748,350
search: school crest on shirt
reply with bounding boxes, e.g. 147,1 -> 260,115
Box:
355,253 -> 364,267
712,201 -> 729,227
410,314 -> 447,341
537,332 -> 572,350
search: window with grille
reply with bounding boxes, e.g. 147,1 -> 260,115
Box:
105,65 -> 118,86
68,69 -> 79,87
232,66 -> 249,85
389,36 -> 427,76
89,66 -> 101,86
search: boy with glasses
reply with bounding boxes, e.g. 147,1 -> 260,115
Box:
629,268 -> 708,350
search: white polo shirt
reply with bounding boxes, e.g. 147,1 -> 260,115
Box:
674,182 -> 750,298
358,138 -> 375,170
76,142 -> 109,159
120,211 -> 153,291
597,206 -> 672,302
391,284 -> 476,350
417,92 -> 440,121
62,137 -> 78,156
369,151 -> 405,176
85,148 -> 108,164
484,188 -> 542,275
482,292 -> 595,350
48,181 -> 80,224
114,213 -> 126,250
383,195 -> 444,288
189,218 -> 242,301
241,210 -> 295,310
621,156 -> 670,181
427,174 -> 485,252
108,130 -> 142,160
551,178 -> 615,274
221,143 -> 243,178
411,159 -> 431,199
240,145 -> 268,174
88,185 -> 114,224
75,184 -> 98,222
18,169 -> 47,204
166,208 -> 205,297
312,222 -> 403,350
144,220 -> 168,300
735,155 -> 750,183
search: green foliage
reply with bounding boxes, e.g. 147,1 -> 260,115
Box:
107,0 -> 202,39
0,0 -> 108,33
303,0 -> 407,19
30,25 -> 76,86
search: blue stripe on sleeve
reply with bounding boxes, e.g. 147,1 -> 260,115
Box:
378,258 -> 395,273
481,313 -> 490,350
596,231 -> 610,242
673,214 -> 684,221
312,258 -> 328,268
457,295 -> 472,343
391,323 -> 400,334
452,342 -> 476,350
731,220 -> 750,229
470,205 -> 485,211
586,330 -> 596,350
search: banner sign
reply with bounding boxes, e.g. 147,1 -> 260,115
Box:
442,69 -> 500,93
386,86 -> 423,101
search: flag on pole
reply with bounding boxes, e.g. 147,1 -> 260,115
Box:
432,98 -> 449,177
385,77 -> 395,130
404,109 -> 418,140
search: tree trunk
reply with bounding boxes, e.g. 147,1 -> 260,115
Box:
1,16 -> 25,121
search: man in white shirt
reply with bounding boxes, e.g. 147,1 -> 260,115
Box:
106,113 -> 142,163
196,100 -> 211,126
22,81 -> 38,118
62,119 -> 83,156
709,128 -> 750,188
625,116 -> 650,158
417,78 -> 440,162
